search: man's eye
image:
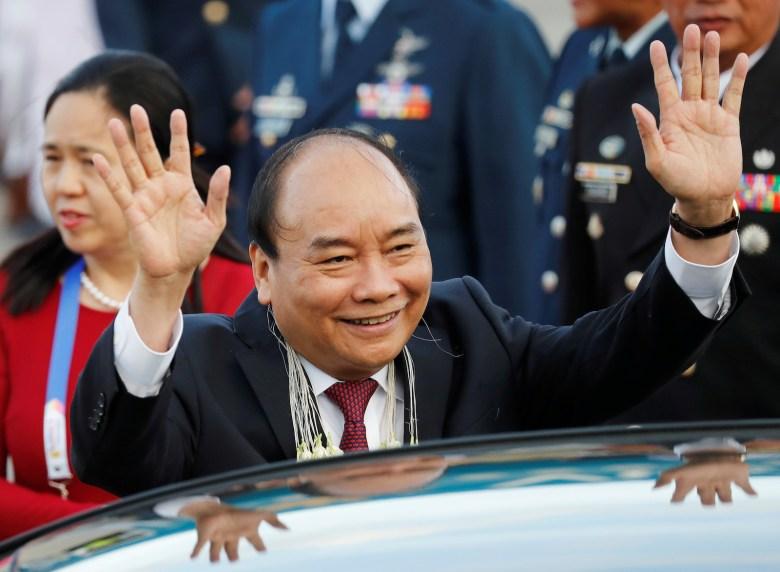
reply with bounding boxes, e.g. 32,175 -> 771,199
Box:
44,154 -> 61,162
391,244 -> 413,253
323,255 -> 351,265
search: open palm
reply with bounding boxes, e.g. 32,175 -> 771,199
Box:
93,106 -> 230,279
633,26 -> 748,214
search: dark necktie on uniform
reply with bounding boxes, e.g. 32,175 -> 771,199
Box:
333,0 -> 357,70
325,378 -> 378,452
601,46 -> 628,70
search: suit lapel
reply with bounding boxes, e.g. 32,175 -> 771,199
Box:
232,298 -> 297,459
291,0 -> 419,137
403,321 -> 454,443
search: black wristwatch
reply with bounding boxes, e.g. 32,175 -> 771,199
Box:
669,201 -> 740,239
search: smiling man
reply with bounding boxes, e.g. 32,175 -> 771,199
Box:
72,30 -> 751,496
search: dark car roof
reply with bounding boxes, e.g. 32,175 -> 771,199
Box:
4,422 -> 780,571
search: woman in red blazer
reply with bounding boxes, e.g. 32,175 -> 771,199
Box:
0,51 -> 254,539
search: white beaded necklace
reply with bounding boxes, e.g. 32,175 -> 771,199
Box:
80,272 -> 123,310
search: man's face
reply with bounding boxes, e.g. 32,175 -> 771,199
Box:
664,0 -> 780,66
250,138 -> 432,381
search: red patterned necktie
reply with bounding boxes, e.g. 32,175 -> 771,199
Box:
324,378 -> 378,452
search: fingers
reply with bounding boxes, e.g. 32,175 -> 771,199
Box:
654,471 -> 674,489
167,109 -> 193,176
248,532 -> 267,553
650,40 -> 679,114
265,513 -> 289,531
130,105 -> 165,178
225,540 -> 240,562
93,153 -> 134,210
715,482 -> 733,503
722,52 -> 749,117
109,118 -> 148,189
681,25 -> 703,101
736,476 -> 758,496
701,31 -> 721,102
209,540 -> 224,563
205,165 -> 231,229
632,103 -> 665,173
697,485 -> 716,506
190,535 -> 207,559
671,480 -> 695,503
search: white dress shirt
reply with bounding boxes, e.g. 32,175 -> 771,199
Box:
604,11 -> 669,62
114,233 -> 739,449
320,0 -> 389,77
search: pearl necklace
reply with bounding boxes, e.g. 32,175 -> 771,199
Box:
80,272 -> 123,310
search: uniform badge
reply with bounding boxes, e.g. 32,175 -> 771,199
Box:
254,75 -> 307,147
534,124 -> 558,156
753,148 -> 776,170
558,90 -> 575,111
549,215 -> 566,239
541,105 -> 573,130
587,212 -> 604,240
358,28 -> 431,120
739,223 -> 770,256
541,270 -> 559,294
736,173 -> 780,213
599,136 -> 626,160
575,162 -> 632,203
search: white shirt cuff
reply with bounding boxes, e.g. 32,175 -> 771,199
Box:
113,298 -> 183,398
664,228 -> 739,319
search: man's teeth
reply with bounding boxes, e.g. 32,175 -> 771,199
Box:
348,313 -> 396,325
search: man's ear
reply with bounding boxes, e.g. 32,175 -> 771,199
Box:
249,242 -> 273,305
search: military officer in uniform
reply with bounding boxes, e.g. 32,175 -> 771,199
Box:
528,0 -> 670,324
96,0 -> 275,174
563,0 -> 780,421
232,0 -> 551,315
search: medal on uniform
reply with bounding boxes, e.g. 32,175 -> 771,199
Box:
753,148 -> 776,170
736,173 -> 780,213
575,162 -> 632,203
356,28 -> 432,120
254,74 -> 307,147
598,135 -> 626,160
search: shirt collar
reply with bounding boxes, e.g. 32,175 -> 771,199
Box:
300,355 -> 394,398
321,0 -> 388,31
606,11 -> 668,61
670,41 -> 770,99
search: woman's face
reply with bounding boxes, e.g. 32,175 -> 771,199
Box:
42,90 -> 132,258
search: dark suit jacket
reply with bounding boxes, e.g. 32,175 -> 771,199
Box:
564,30 -> 780,421
231,0 -> 551,314
71,253 -> 746,496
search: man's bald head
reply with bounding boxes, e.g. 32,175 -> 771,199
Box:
248,129 -> 422,260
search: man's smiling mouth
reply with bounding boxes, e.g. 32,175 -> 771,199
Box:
343,311 -> 399,326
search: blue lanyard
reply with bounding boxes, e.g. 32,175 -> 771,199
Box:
43,258 -> 84,482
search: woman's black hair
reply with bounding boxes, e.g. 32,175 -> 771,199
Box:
1,50 -> 247,315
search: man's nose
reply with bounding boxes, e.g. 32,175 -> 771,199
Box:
352,258 -> 401,302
